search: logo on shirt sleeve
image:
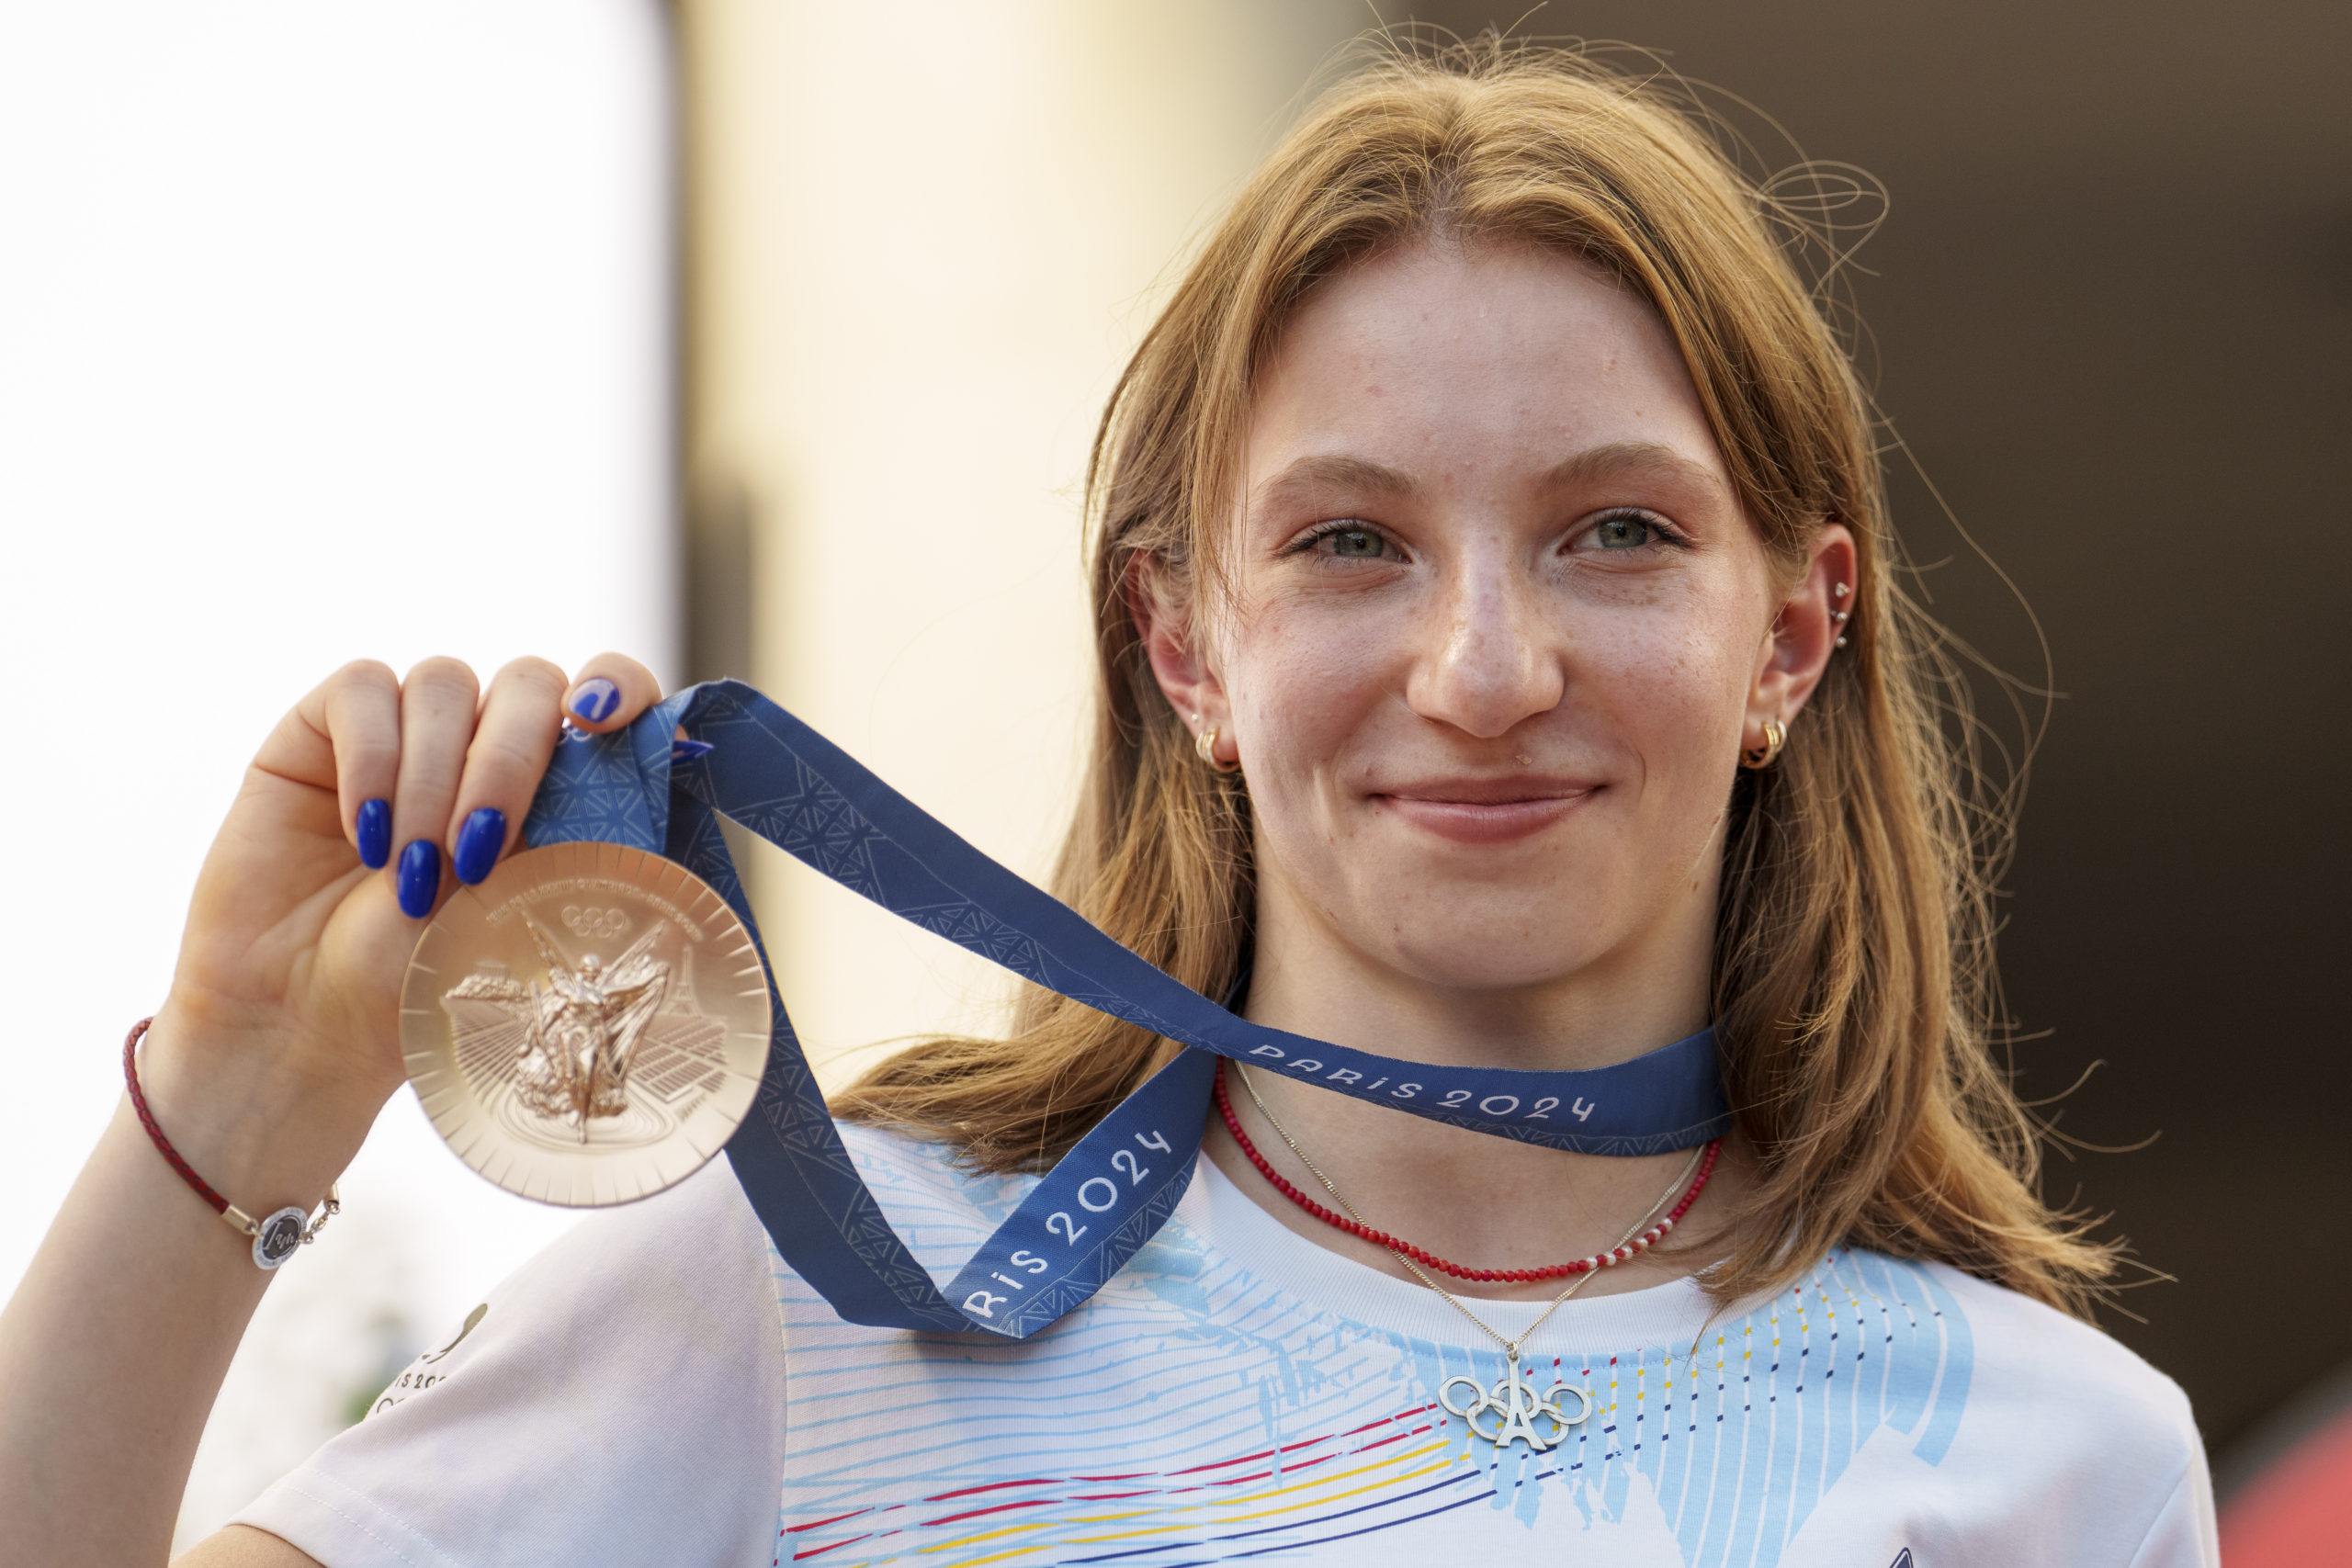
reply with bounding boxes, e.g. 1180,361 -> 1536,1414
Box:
368,1303 -> 489,1419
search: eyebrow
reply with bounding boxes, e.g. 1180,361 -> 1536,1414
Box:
1253,442 -> 1724,514
1540,441 -> 1726,496
1252,454 -> 1425,510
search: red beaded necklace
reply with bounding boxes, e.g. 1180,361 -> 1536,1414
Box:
1215,1059 -> 1721,1285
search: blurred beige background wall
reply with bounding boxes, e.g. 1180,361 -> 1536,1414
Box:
675,1 -> 1354,1077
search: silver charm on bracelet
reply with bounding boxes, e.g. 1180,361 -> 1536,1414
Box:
121,1016 -> 341,1271
225,1188 -> 340,1270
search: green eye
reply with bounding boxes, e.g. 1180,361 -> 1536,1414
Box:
1325,526 -> 1385,558
1593,515 -> 1654,549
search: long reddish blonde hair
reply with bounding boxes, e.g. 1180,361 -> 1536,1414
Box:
838,39 -> 2115,1315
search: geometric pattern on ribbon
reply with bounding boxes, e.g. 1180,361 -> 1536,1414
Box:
514,680 -> 1733,1340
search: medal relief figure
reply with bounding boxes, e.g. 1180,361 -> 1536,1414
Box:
506,919 -> 671,1136
437,889 -> 739,1158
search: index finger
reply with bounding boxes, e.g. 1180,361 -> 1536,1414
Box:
560,652 -> 664,734
319,662 -> 403,864
259,660 -> 402,868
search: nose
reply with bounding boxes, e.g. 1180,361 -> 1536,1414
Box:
1403,553 -> 1565,739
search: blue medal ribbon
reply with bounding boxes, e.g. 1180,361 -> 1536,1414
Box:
521,680 -> 1730,1338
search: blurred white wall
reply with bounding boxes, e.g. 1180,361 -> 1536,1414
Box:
1,0 -> 1366,1551
0,1 -> 673,1548
683,0 -> 1356,1080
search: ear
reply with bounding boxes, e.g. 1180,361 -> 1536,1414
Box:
1745,523 -> 1859,751
1125,554 -> 1235,766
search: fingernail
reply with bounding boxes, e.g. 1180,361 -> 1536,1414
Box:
356,798 -> 391,870
452,807 -> 506,886
670,738 -> 714,762
566,677 -> 620,724
397,840 -> 440,918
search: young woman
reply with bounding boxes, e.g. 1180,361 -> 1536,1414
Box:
0,42 -> 2214,1567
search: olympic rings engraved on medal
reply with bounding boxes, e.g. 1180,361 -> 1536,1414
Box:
561,904 -> 632,940
1440,1363 -> 1594,1453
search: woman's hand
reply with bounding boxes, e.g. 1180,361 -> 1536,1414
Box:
1,654 -> 662,1568
139,653 -> 665,1205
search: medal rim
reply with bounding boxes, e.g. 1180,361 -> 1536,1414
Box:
400,840 -> 772,1210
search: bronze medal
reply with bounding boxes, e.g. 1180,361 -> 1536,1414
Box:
400,841 -> 772,1206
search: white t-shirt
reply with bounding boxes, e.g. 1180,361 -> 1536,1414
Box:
236,1122 -> 2217,1567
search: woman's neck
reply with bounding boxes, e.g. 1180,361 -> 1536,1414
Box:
1202,868 -> 1743,1303
1243,853 -> 1715,1070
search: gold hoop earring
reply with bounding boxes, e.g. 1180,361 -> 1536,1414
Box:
1194,725 -> 1239,774
1740,717 -> 1787,770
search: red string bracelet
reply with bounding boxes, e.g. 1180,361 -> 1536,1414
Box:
123,1017 -> 338,1271
1215,1058 -> 1718,1284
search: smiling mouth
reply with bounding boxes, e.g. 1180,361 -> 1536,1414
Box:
1372,779 -> 1601,845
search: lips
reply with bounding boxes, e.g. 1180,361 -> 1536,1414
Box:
1371,774 -> 1601,845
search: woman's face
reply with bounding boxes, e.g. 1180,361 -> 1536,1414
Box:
1152,240 -> 1848,1014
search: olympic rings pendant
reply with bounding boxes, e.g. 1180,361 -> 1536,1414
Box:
1440,1362 -> 1594,1453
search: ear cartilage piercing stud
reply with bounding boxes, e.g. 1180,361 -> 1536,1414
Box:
1834,581 -> 1850,599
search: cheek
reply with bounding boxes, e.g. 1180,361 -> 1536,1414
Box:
1581,580 -> 1760,776
1222,596 -> 1401,769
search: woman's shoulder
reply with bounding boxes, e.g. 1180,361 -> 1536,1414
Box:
1907,1252 -> 2197,1432
1750,1249 -> 2215,1563
1838,1247 -> 2211,1533
231,1156 -> 789,1568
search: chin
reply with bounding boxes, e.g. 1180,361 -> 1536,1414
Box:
1376,906 -> 1623,993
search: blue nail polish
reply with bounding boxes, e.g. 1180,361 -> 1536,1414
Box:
568,677 -> 621,724
670,738 -> 714,762
452,807 -> 506,886
397,840 -> 440,918
356,798 -> 391,869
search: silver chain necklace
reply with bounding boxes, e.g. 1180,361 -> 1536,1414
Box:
1234,1063 -> 1706,1453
